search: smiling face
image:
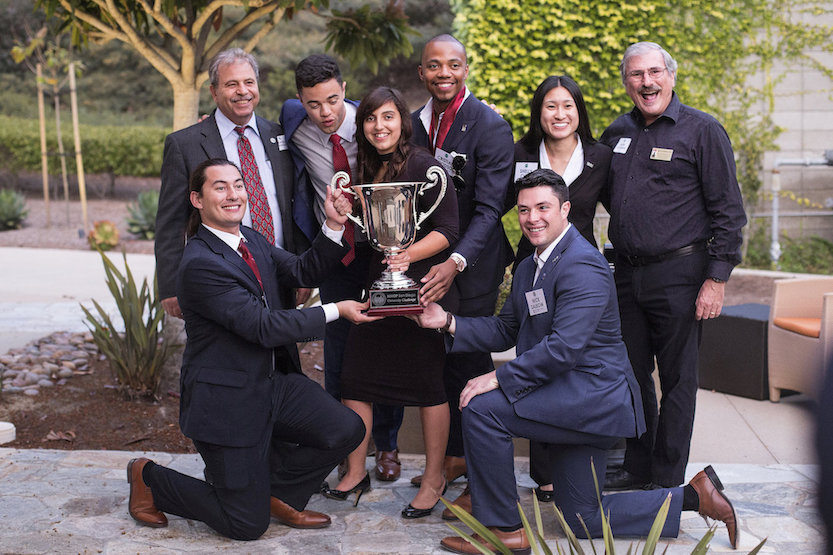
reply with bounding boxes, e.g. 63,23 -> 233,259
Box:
517,185 -> 571,253
624,49 -> 675,126
540,86 -> 580,143
210,60 -> 260,126
190,164 -> 248,234
297,78 -> 348,135
418,39 -> 469,111
362,101 -> 402,155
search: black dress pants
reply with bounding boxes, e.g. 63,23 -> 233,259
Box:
615,251 -> 706,487
145,373 -> 364,540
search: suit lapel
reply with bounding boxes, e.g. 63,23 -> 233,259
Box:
568,142 -> 600,197
199,112 -> 227,160
197,226 -> 261,294
437,95 -> 478,153
257,116 -> 291,232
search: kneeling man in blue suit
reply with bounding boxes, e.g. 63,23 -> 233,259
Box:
127,158 -> 376,540
415,169 -> 738,553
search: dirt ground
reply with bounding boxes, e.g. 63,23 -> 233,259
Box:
0,176 -> 774,453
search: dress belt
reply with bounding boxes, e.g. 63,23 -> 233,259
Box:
621,242 -> 706,267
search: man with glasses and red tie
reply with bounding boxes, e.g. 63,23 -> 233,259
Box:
156,48 -> 301,321
600,42 -> 746,492
128,158 -> 376,540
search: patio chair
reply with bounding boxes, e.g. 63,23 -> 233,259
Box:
768,276 -> 833,402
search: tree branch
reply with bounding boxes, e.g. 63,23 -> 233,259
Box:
203,4 -> 281,61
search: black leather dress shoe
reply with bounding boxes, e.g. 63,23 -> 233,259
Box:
604,468 -> 651,491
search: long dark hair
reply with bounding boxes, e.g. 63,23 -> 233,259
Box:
186,158 -> 240,237
356,87 -> 413,183
518,75 -> 596,151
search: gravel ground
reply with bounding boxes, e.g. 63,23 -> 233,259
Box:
0,174 -> 155,254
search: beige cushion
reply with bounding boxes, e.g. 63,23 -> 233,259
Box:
773,317 -> 821,338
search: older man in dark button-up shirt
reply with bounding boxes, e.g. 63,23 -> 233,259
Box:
600,41 -> 746,491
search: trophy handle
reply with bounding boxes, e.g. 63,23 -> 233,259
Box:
414,166 -> 448,230
329,170 -> 365,231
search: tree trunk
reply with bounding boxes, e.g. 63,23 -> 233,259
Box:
171,85 -> 202,131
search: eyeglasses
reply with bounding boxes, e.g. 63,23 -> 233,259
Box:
626,67 -> 667,82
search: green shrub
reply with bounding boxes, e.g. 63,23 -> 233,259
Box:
127,190 -> 159,240
0,115 -> 167,180
0,189 -> 29,230
81,251 -> 175,399
780,236 -> 833,275
88,220 -> 120,251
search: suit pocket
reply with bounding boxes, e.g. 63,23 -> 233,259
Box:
196,367 -> 247,388
574,362 -> 603,376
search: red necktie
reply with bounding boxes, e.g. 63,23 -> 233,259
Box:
238,241 -> 263,290
235,126 -> 275,245
330,134 -> 355,266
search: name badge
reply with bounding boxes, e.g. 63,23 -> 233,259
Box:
525,289 -> 548,316
613,137 -> 631,154
435,148 -> 464,175
514,161 -> 538,181
650,147 -> 673,161
276,135 -> 288,151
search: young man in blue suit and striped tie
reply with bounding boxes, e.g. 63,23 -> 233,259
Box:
414,169 -> 738,553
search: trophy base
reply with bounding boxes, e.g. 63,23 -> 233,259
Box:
367,287 -> 423,317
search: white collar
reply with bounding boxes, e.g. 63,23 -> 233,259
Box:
532,223 -> 572,269
202,223 -> 244,253
418,86 -> 471,133
215,109 -> 259,140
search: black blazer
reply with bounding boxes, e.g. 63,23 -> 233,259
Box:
511,140 -> 612,269
176,226 -> 347,448
411,94 -> 515,301
155,111 -> 297,301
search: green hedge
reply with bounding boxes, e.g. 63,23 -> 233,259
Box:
0,115 -> 168,178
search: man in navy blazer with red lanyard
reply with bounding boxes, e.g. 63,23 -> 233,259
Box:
415,169 -> 739,554
127,159 -> 375,540
388,34 -> 515,504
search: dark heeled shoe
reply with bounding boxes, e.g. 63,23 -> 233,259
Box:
534,486 -> 554,503
323,473 -> 371,507
401,480 -> 447,519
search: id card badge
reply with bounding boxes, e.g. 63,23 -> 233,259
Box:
650,147 -> 673,161
275,135 -> 288,151
434,148 -> 455,174
514,162 -> 538,181
613,137 -> 631,154
525,289 -> 548,316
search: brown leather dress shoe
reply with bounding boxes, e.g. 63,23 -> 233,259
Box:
689,465 -> 738,548
440,527 -> 531,554
441,485 -> 472,521
126,458 -> 167,528
270,497 -> 331,529
374,449 -> 401,481
412,455 -> 467,487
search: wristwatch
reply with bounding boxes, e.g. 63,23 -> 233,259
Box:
450,253 -> 466,273
709,277 -> 725,284
441,311 -> 454,332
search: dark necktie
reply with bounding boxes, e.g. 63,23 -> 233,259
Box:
238,241 -> 263,291
330,133 -> 355,266
235,126 -> 275,245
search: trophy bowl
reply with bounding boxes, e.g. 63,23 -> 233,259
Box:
330,165 -> 447,316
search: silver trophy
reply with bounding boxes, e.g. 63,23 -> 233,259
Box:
330,165 -> 447,315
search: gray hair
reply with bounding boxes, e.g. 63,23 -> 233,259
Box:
209,48 -> 259,88
619,42 -> 677,84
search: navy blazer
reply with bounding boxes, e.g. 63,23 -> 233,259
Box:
451,225 -> 645,439
280,98 -> 361,247
411,94 -> 515,300
156,111 -> 297,300
176,225 -> 347,448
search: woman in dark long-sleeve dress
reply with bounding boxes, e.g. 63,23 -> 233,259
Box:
323,87 -> 459,519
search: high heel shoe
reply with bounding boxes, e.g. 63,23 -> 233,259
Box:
401,480 -> 448,519
534,486 -> 554,503
322,473 -> 371,507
